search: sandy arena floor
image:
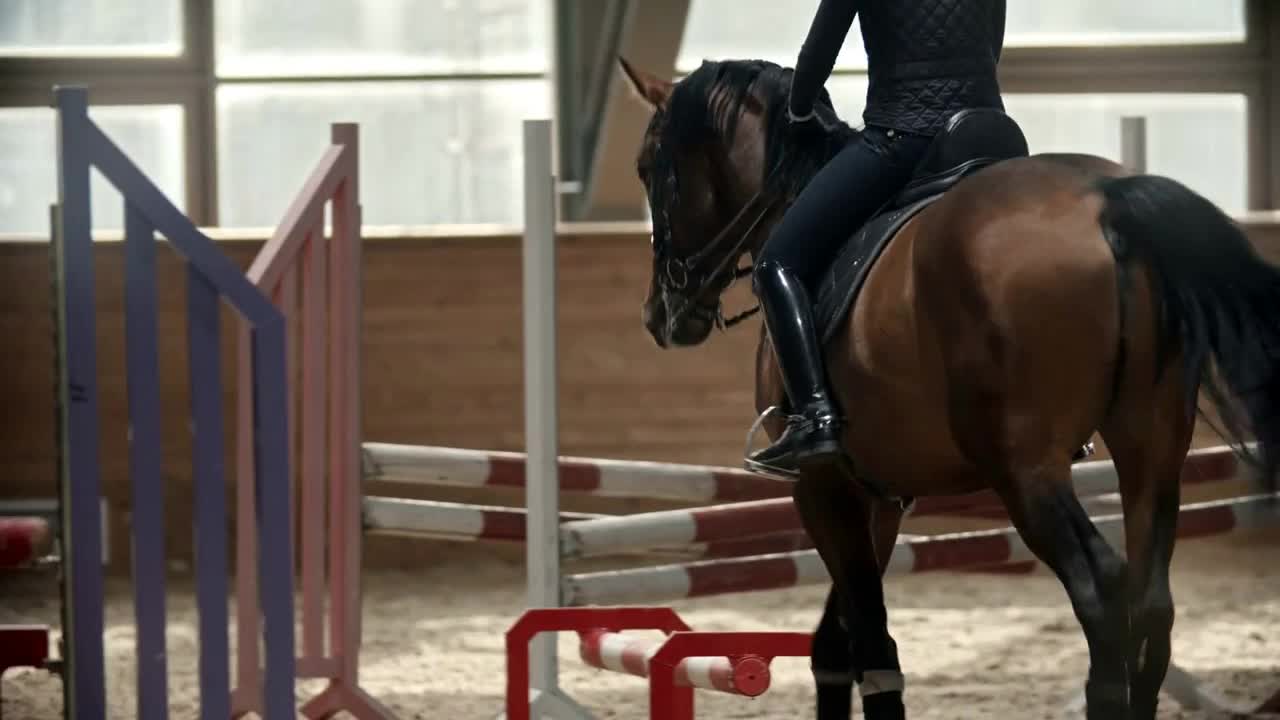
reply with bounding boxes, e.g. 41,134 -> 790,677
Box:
2,530 -> 1278,720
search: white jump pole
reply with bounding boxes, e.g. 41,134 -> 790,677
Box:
523,115 -> 560,692
1121,115 -> 1147,173
514,118 -> 593,720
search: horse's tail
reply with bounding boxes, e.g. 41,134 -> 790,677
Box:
1097,174 -> 1280,492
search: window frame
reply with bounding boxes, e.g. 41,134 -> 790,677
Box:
0,0 -> 215,224
0,0 -> 1274,229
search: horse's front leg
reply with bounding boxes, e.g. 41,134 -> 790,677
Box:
811,585 -> 856,718
794,463 -> 906,720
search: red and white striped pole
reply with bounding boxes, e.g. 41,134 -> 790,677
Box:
0,518 -> 51,569
646,630 -> 812,720
365,442 -> 1242,508
363,442 -> 793,504
505,606 -> 810,720
557,445 -> 1242,558
362,496 -> 602,543
578,628 -> 771,696
563,493 -> 1277,606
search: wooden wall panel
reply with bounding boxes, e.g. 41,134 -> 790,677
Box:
0,242 -> 257,570
2,221 -> 1277,574
356,234 -> 763,466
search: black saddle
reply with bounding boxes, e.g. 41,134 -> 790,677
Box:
813,108 -> 1031,342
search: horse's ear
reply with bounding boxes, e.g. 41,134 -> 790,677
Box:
618,56 -> 672,110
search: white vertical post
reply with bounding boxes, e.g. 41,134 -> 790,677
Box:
1121,116 -> 1148,174
522,118 -> 561,693
492,119 -> 592,720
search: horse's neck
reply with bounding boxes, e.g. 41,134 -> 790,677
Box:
734,129 -> 834,261
744,194 -> 802,264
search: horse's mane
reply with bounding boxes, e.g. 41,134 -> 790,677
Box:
648,58 -> 857,216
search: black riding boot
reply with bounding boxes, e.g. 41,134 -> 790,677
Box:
746,260 -> 844,477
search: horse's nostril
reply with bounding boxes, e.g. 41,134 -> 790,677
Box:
643,299 -> 669,347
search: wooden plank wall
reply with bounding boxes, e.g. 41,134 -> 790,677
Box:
1,221 -> 1277,573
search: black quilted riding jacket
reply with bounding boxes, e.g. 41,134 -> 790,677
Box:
788,0 -> 1006,135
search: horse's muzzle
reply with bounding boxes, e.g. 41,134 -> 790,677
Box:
642,297 -> 670,348
643,292 -> 715,348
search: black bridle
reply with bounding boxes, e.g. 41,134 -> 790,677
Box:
654,161 -> 784,331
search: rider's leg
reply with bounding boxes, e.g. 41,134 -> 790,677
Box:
747,125 -> 931,476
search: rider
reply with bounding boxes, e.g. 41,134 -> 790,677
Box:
747,0 -> 1008,475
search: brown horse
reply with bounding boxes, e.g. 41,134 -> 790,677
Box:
619,56 -> 1280,720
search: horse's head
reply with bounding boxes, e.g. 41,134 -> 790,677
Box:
618,56 -> 852,348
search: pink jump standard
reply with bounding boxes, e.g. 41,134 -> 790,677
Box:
233,123 -> 392,719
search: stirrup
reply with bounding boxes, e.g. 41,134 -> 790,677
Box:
743,405 -> 800,478
744,456 -> 800,479
743,404 -> 783,459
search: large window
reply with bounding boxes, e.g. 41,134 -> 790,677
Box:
214,0 -> 550,77
216,79 -> 548,227
678,0 -> 1249,71
1004,2 -> 1247,46
213,0 -> 550,229
677,0 -> 1263,215
0,0 -> 183,57
0,0 -> 1272,233
819,82 -> 1249,213
0,0 -> 550,234
1003,94 -> 1248,213
0,105 -> 185,233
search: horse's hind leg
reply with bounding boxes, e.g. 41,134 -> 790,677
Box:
810,506 -> 905,719
995,461 -> 1132,719
1100,373 -> 1194,719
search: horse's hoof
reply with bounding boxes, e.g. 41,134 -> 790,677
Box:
1084,681 -> 1130,720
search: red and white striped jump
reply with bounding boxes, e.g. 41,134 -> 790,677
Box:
561,497 -> 802,558
558,445 -> 1241,557
562,493 -> 1278,606
505,606 -> 812,720
359,493 -> 901,563
364,442 -> 1243,508
579,628 -> 771,697
362,497 -> 601,543
361,495 -> 824,562
360,504 -> 905,564
0,517 -> 51,569
360,444 -> 1244,558
363,442 -> 792,504
690,529 -> 817,560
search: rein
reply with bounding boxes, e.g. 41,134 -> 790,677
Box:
663,161 -> 786,331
